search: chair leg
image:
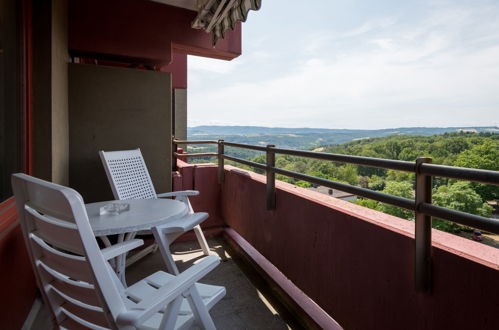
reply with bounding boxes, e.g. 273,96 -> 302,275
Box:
158,296 -> 182,330
193,225 -> 211,256
152,227 -> 180,275
99,236 -> 116,269
186,285 -> 216,330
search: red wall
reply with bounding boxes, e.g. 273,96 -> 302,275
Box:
69,0 -> 241,66
0,199 -> 37,329
0,1 -> 37,327
160,51 -> 187,89
175,161 -> 224,228
179,164 -> 499,330
80,50 -> 188,89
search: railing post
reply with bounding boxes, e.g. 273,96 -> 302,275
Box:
415,157 -> 432,293
172,136 -> 178,171
218,140 -> 224,184
266,144 -> 276,210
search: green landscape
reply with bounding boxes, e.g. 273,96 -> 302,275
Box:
186,126 -> 498,241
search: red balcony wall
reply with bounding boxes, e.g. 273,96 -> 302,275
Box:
174,162 -> 223,228
0,199 -> 37,329
216,166 -> 499,330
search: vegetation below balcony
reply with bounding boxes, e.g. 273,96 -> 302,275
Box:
185,131 -> 498,239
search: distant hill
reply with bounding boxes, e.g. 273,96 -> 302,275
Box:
188,126 -> 498,149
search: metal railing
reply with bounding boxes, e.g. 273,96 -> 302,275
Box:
173,138 -> 499,293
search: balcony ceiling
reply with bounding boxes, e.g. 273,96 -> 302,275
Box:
149,0 -> 198,11
149,0 -> 262,45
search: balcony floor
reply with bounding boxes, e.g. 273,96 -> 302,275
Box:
32,236 -> 292,329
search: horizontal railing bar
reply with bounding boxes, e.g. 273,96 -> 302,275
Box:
271,147 -> 416,172
222,141 -> 268,152
174,138 -> 499,234
174,138 -> 499,185
173,139 -> 219,145
223,155 -> 267,171
420,163 -> 499,185
273,167 -> 416,211
174,152 -> 218,158
419,203 -> 499,234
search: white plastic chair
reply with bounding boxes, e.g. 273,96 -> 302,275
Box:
99,149 -> 211,275
12,173 -> 225,330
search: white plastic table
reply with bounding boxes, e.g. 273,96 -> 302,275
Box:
86,199 -> 188,285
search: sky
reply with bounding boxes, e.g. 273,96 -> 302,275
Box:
187,0 -> 499,129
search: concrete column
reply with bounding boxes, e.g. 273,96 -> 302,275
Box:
51,0 -> 69,185
32,0 -> 69,185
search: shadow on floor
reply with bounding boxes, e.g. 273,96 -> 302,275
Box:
127,236 -> 291,330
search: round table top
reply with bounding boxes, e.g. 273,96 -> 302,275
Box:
86,199 -> 188,236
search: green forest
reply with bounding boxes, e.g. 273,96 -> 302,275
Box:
240,132 -> 498,234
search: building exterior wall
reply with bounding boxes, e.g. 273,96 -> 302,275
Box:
161,51 -> 187,89
69,0 -> 241,65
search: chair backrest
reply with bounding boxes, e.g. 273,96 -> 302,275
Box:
99,149 -> 157,200
11,173 -> 126,329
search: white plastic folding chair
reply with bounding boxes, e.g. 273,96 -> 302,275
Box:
12,173 -> 225,330
99,149 -> 211,275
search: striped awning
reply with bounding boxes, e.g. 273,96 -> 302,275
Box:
192,0 -> 262,45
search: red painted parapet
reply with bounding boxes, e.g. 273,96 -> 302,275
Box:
183,164 -> 498,330
174,161 -> 223,228
69,0 -> 241,66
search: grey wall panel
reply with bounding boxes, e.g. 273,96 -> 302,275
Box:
69,63 -> 172,202
174,88 -> 187,140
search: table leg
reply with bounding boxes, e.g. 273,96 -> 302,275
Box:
116,233 -> 126,286
116,232 -> 139,287
99,232 -> 139,287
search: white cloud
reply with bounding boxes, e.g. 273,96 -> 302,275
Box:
340,17 -> 397,38
188,55 -> 241,74
188,1 -> 499,129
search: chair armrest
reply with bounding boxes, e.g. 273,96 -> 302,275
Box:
101,239 -> 144,260
116,255 -> 220,327
157,190 -> 199,198
154,212 -> 209,234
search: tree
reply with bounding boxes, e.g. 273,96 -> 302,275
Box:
377,181 -> 414,220
355,198 -> 379,209
454,141 -> 499,200
368,175 -> 385,191
385,141 -> 402,159
386,170 -> 414,183
432,181 -> 493,232
338,164 -> 358,185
